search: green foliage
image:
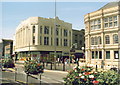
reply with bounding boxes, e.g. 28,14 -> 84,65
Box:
24,60 -> 44,74
63,66 -> 120,85
97,70 -> 119,84
2,58 -> 15,68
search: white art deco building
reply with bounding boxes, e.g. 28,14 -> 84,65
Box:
14,17 -> 72,61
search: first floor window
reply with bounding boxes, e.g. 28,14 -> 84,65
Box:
106,51 -> 110,59
109,22 -> 112,27
44,26 -> 49,34
40,36 -> 42,45
114,21 -> 117,26
51,38 -> 52,46
98,36 -> 102,44
113,34 -> 118,44
105,35 -> 110,44
99,51 -> 102,59
44,37 -> 49,45
40,26 -> 42,33
104,23 -> 108,28
33,36 -> 35,45
92,51 -> 94,59
91,37 -> 94,45
56,38 -> 59,46
64,39 -> 67,46
33,26 -> 35,33
114,51 -> 119,59
64,29 -> 68,37
95,51 -> 98,59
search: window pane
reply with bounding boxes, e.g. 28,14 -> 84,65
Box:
56,38 -> 59,46
98,19 -> 101,24
109,22 -> 112,27
113,34 -> 118,44
95,37 -> 98,45
95,51 -> 98,59
114,51 -> 119,59
92,51 -> 94,59
104,18 -> 108,22
33,26 -> 35,33
98,36 -> 101,44
114,21 -> 117,26
40,36 -> 42,45
33,36 -> 35,45
44,26 -> 49,34
113,16 -> 117,21
104,23 -> 108,28
98,25 -> 101,29
105,35 -> 110,44
106,51 -> 110,59
109,17 -> 112,22
40,26 -> 42,33
99,51 -> 102,59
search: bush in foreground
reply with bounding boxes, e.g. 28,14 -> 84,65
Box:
63,66 -> 119,85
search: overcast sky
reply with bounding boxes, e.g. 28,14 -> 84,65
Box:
1,2 -> 108,39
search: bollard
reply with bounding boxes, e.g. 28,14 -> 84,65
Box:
58,62 -> 59,66
46,62 -> 48,67
96,65 -> 98,71
63,62 -> 65,71
43,62 -> 45,68
77,61 -> 79,66
50,62 -> 52,70
39,73 -> 42,85
15,68 -> 17,81
26,73 -> 29,84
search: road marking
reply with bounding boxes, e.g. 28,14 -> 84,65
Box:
44,69 -> 68,74
0,77 -> 26,83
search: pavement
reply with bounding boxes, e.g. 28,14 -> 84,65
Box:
1,60 -> 70,84
1,60 -> 85,84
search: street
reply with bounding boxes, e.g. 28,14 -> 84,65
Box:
1,64 -> 68,85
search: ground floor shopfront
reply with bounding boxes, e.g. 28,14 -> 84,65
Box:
86,48 -> 120,70
15,51 -> 71,63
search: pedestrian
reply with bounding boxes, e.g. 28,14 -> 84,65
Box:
64,58 -> 67,65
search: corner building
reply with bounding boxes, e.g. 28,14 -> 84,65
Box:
84,2 -> 120,69
15,17 -> 72,61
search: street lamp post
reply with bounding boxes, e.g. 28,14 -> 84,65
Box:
54,0 -> 57,70
82,47 -> 85,66
28,28 -> 31,59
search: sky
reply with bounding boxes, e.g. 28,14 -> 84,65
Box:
1,2 -> 108,39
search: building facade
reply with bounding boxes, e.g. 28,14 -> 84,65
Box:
84,2 -> 120,69
14,17 -> 72,61
0,39 -> 13,58
72,29 -> 85,50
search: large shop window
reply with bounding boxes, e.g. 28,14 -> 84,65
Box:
106,51 -> 110,59
114,51 -> 119,59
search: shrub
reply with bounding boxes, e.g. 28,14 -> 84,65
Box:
63,66 -> 120,85
24,60 -> 44,75
2,58 -> 15,68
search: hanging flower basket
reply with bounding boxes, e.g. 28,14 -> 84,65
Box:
2,58 -> 15,68
24,60 -> 44,75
